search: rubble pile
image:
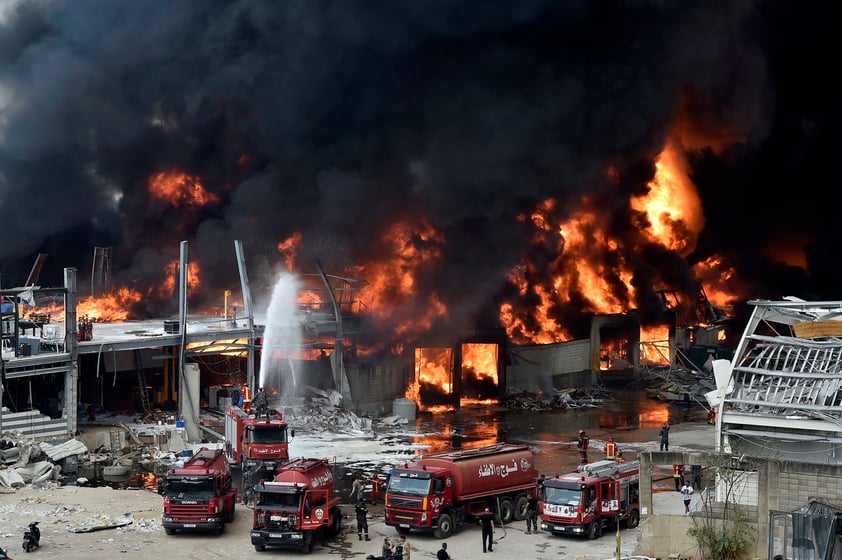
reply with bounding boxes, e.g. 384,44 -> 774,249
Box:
503,386 -> 613,411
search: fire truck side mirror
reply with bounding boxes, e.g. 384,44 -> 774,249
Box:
290,429 -> 295,438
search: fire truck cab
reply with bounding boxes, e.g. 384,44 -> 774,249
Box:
540,460 -> 640,539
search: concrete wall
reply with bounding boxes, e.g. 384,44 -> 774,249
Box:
508,339 -> 594,392
347,356 -> 413,417
636,451 -> 842,559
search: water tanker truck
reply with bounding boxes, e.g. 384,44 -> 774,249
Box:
250,457 -> 343,553
384,443 -> 538,538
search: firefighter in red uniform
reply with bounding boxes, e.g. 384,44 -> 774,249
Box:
673,464 -> 685,491
369,472 -> 383,504
707,407 -> 716,424
577,430 -> 589,464
240,382 -> 253,414
605,435 -> 618,460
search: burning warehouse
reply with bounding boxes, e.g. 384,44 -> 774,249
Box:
0,3 -> 836,438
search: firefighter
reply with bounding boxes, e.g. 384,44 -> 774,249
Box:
240,382 -> 253,414
577,429 -> 589,464
355,500 -> 370,541
659,423 -> 670,451
241,464 -> 256,506
605,435 -> 618,460
253,386 -> 269,418
673,464 -> 685,491
369,471 -> 383,504
707,407 -> 716,424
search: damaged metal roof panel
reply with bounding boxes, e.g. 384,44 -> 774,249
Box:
720,299 -> 842,464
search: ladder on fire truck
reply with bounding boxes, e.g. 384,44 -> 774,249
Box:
577,459 -> 639,479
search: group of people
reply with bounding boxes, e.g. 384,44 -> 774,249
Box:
576,429 -> 627,464
380,535 -> 410,559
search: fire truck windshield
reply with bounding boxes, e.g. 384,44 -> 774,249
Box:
386,472 -> 431,496
544,486 -> 582,506
259,490 -> 300,509
249,427 -> 287,443
165,479 -> 215,500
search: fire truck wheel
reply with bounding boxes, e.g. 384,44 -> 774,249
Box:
254,543 -> 265,552
164,528 -> 175,535
498,498 -> 515,524
433,512 -> 454,539
587,521 -> 602,540
301,541 -> 313,554
328,509 -> 342,537
513,496 -> 529,521
626,509 -> 640,529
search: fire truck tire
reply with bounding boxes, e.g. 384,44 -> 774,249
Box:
328,509 -> 342,537
626,509 -> 640,528
433,512 -> 454,539
254,543 -> 265,552
513,495 -> 529,521
164,528 -> 175,535
587,521 -> 601,540
301,541 -> 313,554
498,498 -> 515,524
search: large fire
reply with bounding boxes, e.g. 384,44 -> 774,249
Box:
26,125 -> 742,411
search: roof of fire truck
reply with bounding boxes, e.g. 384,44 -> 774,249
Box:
547,459 -> 640,485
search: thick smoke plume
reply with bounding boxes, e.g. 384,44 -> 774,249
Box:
0,1 -> 837,343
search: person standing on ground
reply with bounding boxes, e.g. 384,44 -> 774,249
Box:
659,423 -> 670,451
355,500 -> 370,541
479,506 -> 495,553
691,464 -> 702,490
369,471 -> 383,504
680,479 -> 694,514
525,491 -> 539,534
538,474 -> 547,498
673,464 -> 685,491
577,430 -> 590,464
436,542 -> 451,560
350,474 -> 366,503
241,464 -> 255,506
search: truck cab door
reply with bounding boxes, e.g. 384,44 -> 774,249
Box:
598,480 -> 621,514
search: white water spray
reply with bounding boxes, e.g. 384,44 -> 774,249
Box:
258,272 -> 303,405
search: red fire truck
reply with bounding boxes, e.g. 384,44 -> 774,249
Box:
250,457 -> 343,554
224,403 -> 292,472
384,443 -> 538,538
540,459 -> 641,539
160,447 -> 237,534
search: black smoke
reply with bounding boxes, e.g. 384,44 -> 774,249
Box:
0,1 -> 837,341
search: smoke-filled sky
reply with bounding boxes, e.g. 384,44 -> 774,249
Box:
0,1 -> 838,342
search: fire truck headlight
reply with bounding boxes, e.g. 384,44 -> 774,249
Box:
421,513 -> 427,522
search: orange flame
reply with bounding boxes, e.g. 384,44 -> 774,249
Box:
78,287 -> 143,322
148,171 -> 219,207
